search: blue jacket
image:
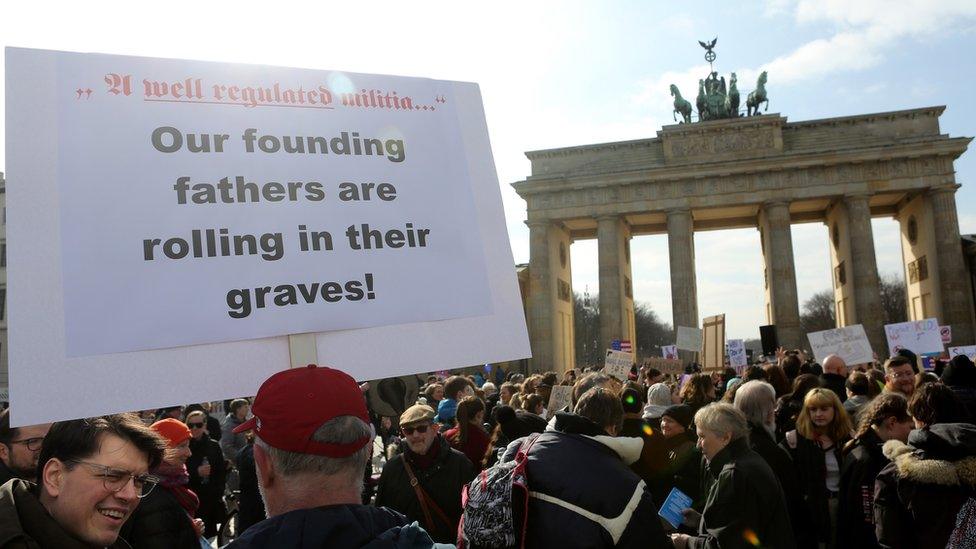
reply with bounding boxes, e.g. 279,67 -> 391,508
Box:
225,504 -> 453,549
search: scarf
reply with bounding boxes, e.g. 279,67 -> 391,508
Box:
153,461 -> 200,518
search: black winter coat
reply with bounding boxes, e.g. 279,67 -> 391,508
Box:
375,435 -> 474,543
120,484 -> 198,549
874,423 -> 976,549
747,422 -> 810,549
781,430 -> 846,543
501,412 -> 671,549
186,435 -> 226,535
687,437 -> 795,549
837,429 -> 888,549
650,431 -> 701,508
235,443 -> 266,535
820,373 -> 848,404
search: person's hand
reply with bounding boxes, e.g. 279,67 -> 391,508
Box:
192,518 -> 205,537
775,346 -> 786,361
197,463 -> 211,478
681,507 -> 702,528
670,533 -> 689,549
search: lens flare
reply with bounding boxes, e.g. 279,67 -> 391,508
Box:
625,394 -> 636,405
642,423 -> 654,436
743,529 -> 760,546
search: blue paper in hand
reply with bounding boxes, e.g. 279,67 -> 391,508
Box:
658,487 -> 694,529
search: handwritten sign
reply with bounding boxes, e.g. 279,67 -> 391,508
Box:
676,327 -> 703,352
546,385 -> 574,418
661,345 -> 678,360
949,346 -> 976,361
884,318 -> 944,356
807,325 -> 874,366
726,339 -> 747,370
604,349 -> 634,380
644,357 -> 684,375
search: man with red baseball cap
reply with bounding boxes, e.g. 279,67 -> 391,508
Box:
225,365 -> 450,548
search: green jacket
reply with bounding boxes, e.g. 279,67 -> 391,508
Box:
0,478 -> 132,549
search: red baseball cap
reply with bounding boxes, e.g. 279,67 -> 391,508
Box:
234,364 -> 371,457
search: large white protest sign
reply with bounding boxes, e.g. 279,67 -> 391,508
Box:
884,318 -> 944,356
807,325 -> 874,366
676,327 -> 703,352
949,346 -> 976,360
7,48 -> 530,425
726,339 -> 747,369
604,350 -> 634,380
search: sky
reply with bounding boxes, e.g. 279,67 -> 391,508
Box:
2,0 -> 976,340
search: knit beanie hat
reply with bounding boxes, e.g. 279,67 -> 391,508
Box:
496,405 -> 547,441
942,355 -> 976,388
661,404 -> 694,430
642,383 -> 673,419
151,418 -> 191,448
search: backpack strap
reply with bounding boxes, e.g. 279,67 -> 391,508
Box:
402,456 -> 453,533
515,432 -> 543,463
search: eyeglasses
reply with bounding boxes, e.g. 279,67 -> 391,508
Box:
401,424 -> 430,436
65,459 -> 160,498
187,422 -> 205,429
8,437 -> 44,451
888,371 -> 914,379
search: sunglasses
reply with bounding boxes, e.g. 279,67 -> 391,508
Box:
187,422 -> 206,429
401,424 -> 430,436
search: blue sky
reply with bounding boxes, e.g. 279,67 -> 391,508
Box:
2,0 -> 975,339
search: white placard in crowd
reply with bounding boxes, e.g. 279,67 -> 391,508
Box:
662,345 -> 679,360
726,339 -> 747,368
676,327 -> 703,352
604,349 -> 634,380
7,47 -> 530,425
807,325 -> 875,366
949,346 -> 976,360
546,385 -> 574,418
884,318 -> 944,356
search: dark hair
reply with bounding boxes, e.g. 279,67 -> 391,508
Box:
620,387 -> 643,414
680,373 -> 714,407
444,376 -> 472,400
788,374 -> 822,404
574,388 -> 623,433
908,382 -> 968,426
521,394 -> 544,414
36,413 -> 167,481
230,399 -> 250,416
846,371 -> 870,397
0,409 -> 18,447
884,356 -> 914,374
763,365 -> 790,398
449,396 -> 485,445
572,373 -> 612,406
916,372 -> 940,387
541,372 -> 558,387
743,366 -> 767,382
781,355 -> 802,380
866,369 -> 886,397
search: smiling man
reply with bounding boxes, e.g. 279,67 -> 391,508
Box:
0,413 -> 167,548
0,409 -> 51,484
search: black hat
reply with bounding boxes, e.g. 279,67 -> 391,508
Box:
621,388 -> 643,414
942,355 -> 976,388
496,406 -> 547,440
661,404 -> 694,430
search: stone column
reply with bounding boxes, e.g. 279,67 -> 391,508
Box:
930,185 -> 975,345
761,201 -> 802,349
667,208 -> 699,335
597,215 -> 635,350
526,220 -> 555,371
845,194 -> 886,355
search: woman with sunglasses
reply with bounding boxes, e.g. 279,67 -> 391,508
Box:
121,418 -> 204,549
185,410 -> 227,539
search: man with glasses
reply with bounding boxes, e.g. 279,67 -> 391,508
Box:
0,413 -> 166,547
0,408 -> 51,484
185,409 -> 227,539
884,356 -> 918,397
375,403 -> 474,543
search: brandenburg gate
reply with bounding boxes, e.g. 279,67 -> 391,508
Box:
513,107 -> 973,372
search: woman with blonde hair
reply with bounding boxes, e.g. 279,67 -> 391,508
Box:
781,387 -> 853,549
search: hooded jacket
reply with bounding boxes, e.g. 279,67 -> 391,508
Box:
837,428 -> 887,549
226,504 -> 452,549
874,423 -> 976,549
499,412 -> 671,548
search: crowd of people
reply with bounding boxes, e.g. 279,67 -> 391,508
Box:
0,349 -> 976,547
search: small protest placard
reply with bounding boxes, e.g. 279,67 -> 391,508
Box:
884,318 -> 944,356
658,487 -> 694,529
949,346 -> 976,360
661,345 -> 678,360
676,327 -> 703,352
941,326 -> 953,344
546,385 -> 574,418
726,339 -> 747,370
702,315 -> 726,372
807,325 -> 874,366
644,357 -> 684,375
604,349 -> 634,380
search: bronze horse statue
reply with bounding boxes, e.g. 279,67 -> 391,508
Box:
670,84 -> 692,124
726,72 -> 739,117
696,79 -> 706,121
747,71 -> 768,116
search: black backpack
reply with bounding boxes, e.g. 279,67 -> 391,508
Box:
458,433 -> 542,549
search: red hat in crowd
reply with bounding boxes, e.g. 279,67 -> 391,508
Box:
151,418 -> 192,448
234,364 -> 371,458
